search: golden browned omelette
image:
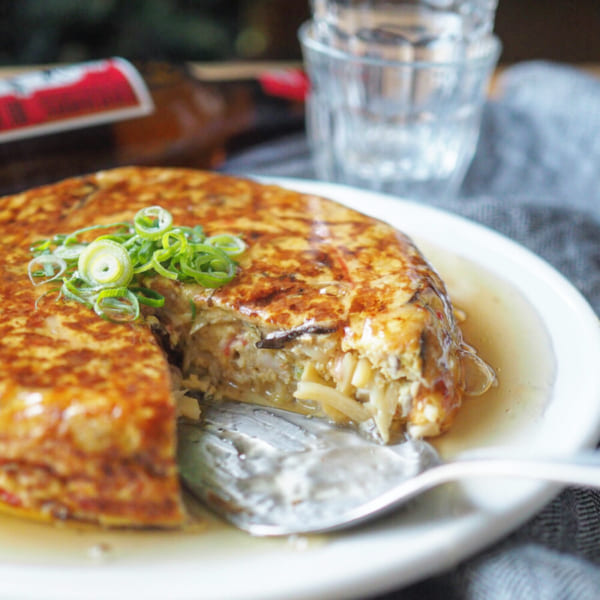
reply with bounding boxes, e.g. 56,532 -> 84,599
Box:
0,167 -> 489,527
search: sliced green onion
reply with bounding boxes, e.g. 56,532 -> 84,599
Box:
28,255 -> 67,286
179,225 -> 205,244
78,239 -> 134,288
151,248 -> 179,280
53,243 -> 87,261
179,245 -> 236,287
129,238 -> 156,272
61,277 -> 95,308
134,206 -> 173,240
63,223 -> 132,246
162,229 -> 188,256
30,239 -> 52,254
94,288 -> 140,322
191,269 -> 236,288
132,260 -> 156,275
131,286 -> 166,308
207,234 -> 247,257
28,205 -> 246,323
94,232 -> 134,244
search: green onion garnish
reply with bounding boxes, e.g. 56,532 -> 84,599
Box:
28,205 -> 246,323
78,239 -> 134,288
28,254 -> 67,286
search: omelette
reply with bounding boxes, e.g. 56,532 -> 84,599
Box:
0,167 -> 492,527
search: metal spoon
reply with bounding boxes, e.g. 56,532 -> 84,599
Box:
177,401 -> 600,537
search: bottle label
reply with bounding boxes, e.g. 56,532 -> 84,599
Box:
0,57 -> 154,143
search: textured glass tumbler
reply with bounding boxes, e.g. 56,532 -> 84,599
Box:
310,0 -> 499,56
299,21 -> 501,199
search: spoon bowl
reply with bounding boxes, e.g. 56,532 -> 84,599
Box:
178,401 -> 600,536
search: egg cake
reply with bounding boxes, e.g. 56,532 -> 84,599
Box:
0,167 -> 489,526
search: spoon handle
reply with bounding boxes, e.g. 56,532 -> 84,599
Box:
433,452 -> 600,489
328,451 -> 600,536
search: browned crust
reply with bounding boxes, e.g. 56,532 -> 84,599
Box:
0,167 -> 467,526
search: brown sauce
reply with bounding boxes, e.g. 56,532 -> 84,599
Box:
417,240 -> 555,458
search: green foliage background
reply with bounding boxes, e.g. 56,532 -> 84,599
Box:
0,0 -> 310,65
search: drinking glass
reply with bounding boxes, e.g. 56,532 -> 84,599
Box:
299,18 -> 500,199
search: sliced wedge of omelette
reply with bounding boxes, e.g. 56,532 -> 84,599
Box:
0,167 -> 491,527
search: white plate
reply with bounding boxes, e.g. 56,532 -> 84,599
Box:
1,178 -> 600,600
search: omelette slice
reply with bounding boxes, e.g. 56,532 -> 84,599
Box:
0,167 -> 492,527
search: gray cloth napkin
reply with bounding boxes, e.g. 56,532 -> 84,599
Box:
220,61 -> 600,599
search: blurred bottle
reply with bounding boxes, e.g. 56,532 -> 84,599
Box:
0,58 -> 307,196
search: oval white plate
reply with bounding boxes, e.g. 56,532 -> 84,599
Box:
1,178 -> 599,600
